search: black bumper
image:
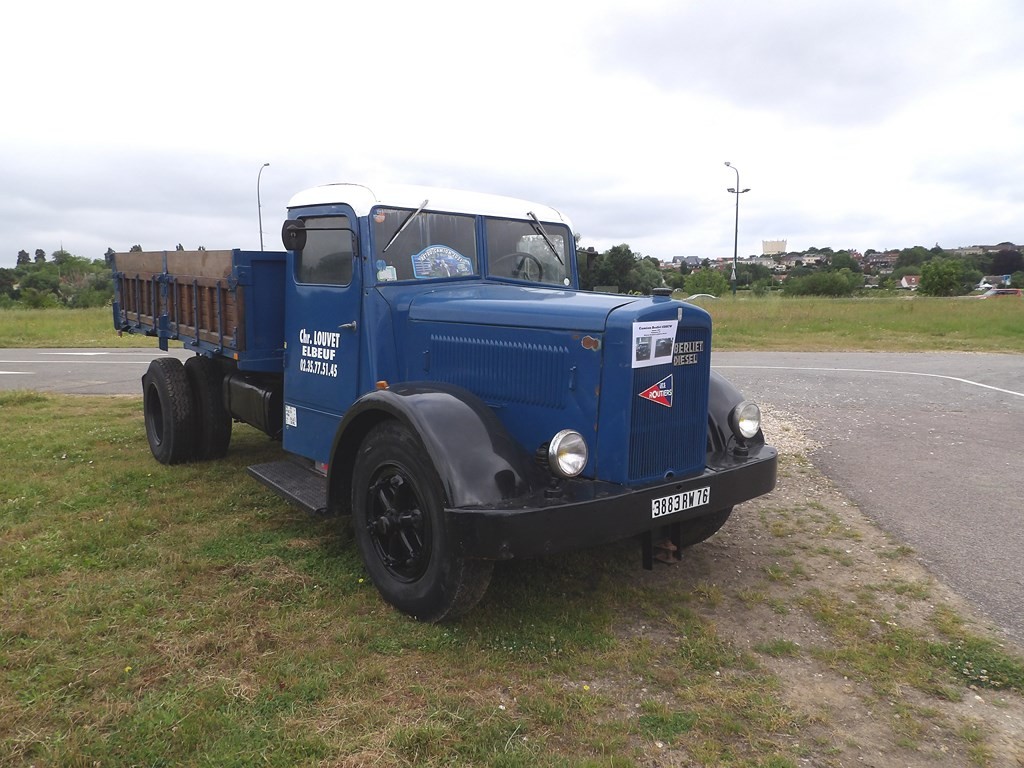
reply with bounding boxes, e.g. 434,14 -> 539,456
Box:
448,444 -> 777,560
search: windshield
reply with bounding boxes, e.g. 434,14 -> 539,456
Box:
485,218 -> 572,286
372,208 -> 477,282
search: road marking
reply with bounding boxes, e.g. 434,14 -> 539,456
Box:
0,371 -> 31,375
39,351 -> 111,356
714,365 -> 1024,399
0,360 -> 162,365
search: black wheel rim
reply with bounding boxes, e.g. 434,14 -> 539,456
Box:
365,466 -> 431,582
144,384 -> 164,445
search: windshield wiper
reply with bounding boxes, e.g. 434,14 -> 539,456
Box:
527,211 -> 564,265
382,199 -> 429,253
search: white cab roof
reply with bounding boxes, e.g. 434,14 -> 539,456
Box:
287,182 -> 572,226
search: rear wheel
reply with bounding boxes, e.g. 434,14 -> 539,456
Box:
184,355 -> 232,460
142,357 -> 195,465
352,421 -> 492,622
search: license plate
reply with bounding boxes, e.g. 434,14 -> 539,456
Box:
651,486 -> 710,519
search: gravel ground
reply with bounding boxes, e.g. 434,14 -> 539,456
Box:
626,406 -> 1024,766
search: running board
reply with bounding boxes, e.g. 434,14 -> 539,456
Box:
247,460 -> 329,516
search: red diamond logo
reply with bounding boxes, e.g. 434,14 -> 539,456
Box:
638,374 -> 673,408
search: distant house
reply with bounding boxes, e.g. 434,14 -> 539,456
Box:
900,275 -> 921,290
668,256 -> 703,269
864,251 -> 898,274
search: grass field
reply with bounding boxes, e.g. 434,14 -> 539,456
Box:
686,293 -> 1024,352
1,295 -> 1023,352
3,398 -> 1024,765
0,307 -> 144,348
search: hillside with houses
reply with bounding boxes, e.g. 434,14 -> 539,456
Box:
657,241 -> 1024,297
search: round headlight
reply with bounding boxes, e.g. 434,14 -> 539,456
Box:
548,429 -> 588,478
730,401 -> 761,440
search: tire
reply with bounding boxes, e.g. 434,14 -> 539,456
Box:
184,355 -> 232,461
677,507 -> 733,548
142,357 -> 196,465
352,421 -> 493,622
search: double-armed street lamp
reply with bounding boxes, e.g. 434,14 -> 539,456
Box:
257,162 -> 271,251
724,161 -> 750,296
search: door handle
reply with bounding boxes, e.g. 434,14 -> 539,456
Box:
339,321 -> 358,332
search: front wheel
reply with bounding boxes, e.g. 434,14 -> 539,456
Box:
676,507 -> 733,548
351,421 -> 492,622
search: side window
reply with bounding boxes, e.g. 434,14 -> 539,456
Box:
295,216 -> 354,285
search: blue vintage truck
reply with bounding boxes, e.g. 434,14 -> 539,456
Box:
110,182 -> 777,621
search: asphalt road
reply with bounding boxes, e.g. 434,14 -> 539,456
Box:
0,348 -> 190,394
715,351 -> 1024,645
3,347 -> 1022,643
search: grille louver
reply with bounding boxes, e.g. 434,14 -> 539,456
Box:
628,327 -> 710,482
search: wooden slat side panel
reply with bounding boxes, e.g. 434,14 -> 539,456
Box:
165,250 -> 234,278
114,266 -> 244,351
113,250 -> 234,280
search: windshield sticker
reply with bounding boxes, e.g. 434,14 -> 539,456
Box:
639,374 -> 673,408
411,245 -> 473,279
297,327 -> 340,378
631,320 -> 678,368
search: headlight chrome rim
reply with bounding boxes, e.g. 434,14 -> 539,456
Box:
548,429 -> 588,478
730,401 -> 761,441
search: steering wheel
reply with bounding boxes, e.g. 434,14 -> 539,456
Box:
509,252 -> 543,282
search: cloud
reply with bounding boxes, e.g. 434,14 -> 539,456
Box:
1,0 -> 1022,267
591,0 -> 1024,124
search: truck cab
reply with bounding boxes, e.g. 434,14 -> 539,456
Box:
111,182 -> 777,621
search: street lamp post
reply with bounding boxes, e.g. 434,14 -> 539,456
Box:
257,162 -> 270,251
724,161 -> 750,297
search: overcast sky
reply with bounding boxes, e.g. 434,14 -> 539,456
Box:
3,0 -> 1022,269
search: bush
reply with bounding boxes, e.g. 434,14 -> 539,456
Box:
684,268 -> 730,297
782,270 -> 861,297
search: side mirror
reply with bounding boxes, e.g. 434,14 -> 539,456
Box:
281,219 -> 306,251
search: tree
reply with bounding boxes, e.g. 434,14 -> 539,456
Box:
663,271 -> 688,291
684,268 -> 729,297
16,250 -> 30,266
0,267 -> 17,299
829,252 -> 861,273
895,246 -> 930,269
129,244 -> 143,252
34,249 -> 46,263
588,243 -> 640,292
991,249 -> 1024,277
736,263 -> 772,287
627,257 -> 664,294
918,258 -> 966,297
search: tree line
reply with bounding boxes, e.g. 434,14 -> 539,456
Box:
778,245 -> 1024,297
1,249 -> 115,309
581,242 -> 1024,298
4,242 -> 1022,309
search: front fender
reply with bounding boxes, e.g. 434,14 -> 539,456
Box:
327,382 -> 544,514
708,369 -> 765,451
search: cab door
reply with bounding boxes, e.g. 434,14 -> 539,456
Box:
282,211 -> 362,463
